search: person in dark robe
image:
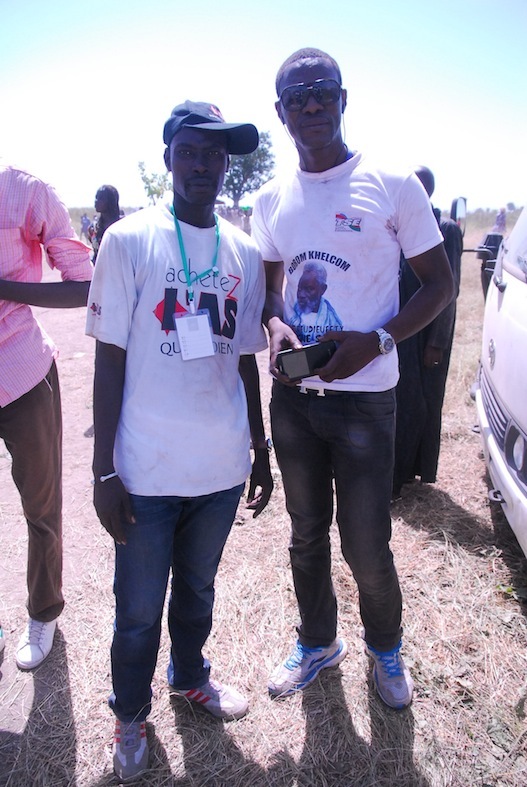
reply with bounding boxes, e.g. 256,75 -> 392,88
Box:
89,184 -> 121,263
393,166 -> 462,499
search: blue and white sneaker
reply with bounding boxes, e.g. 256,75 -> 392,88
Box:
366,641 -> 414,709
269,638 -> 347,697
0,625 -> 5,655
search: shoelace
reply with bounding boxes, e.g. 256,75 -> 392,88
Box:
207,680 -> 223,698
285,642 -> 320,669
25,620 -> 47,645
376,649 -> 403,678
118,722 -> 144,750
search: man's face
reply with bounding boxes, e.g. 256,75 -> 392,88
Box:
297,270 -> 326,313
275,58 -> 346,155
94,191 -> 106,212
164,127 -> 229,207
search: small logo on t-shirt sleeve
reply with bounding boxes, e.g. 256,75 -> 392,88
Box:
335,213 -> 362,232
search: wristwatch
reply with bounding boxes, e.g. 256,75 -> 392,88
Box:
374,328 -> 395,355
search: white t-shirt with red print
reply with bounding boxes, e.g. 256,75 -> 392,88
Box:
252,153 -> 443,392
86,202 -> 267,497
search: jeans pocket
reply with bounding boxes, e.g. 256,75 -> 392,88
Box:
352,390 -> 395,419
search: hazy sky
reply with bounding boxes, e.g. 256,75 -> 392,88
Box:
1,0 -> 525,211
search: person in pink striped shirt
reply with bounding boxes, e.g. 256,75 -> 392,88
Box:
0,163 -> 93,669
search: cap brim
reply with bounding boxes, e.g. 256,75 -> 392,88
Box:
191,122 -> 259,155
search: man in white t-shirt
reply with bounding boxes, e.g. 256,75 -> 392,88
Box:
86,101 -> 272,782
252,48 -> 454,710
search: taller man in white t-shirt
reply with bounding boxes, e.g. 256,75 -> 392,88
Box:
86,101 -> 272,782
252,48 -> 454,709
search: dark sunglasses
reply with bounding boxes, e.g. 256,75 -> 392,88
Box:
279,79 -> 342,112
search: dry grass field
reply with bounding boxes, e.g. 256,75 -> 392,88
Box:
1,212 -> 526,786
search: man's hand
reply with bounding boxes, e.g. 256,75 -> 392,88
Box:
268,316 -> 302,384
315,331 -> 379,382
93,475 -> 135,544
246,448 -> 273,518
423,344 -> 444,368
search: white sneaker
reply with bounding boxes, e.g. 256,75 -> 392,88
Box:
269,638 -> 348,697
170,679 -> 249,720
366,641 -> 414,709
0,625 -> 5,654
16,618 -> 57,669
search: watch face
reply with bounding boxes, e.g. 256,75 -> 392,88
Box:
383,336 -> 395,353
376,329 -> 394,354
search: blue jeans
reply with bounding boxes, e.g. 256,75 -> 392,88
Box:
270,383 -> 402,652
109,483 -> 244,723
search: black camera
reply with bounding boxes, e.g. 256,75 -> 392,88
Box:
276,341 -> 338,382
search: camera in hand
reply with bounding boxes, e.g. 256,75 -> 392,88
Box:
276,341 -> 338,382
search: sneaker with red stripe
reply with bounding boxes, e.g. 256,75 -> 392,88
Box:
170,678 -> 248,720
113,719 -> 149,782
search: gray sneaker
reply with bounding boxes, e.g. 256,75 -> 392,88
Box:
269,638 -> 348,697
170,679 -> 248,720
366,641 -> 414,709
113,720 -> 149,782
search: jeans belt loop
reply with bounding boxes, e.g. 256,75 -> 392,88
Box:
299,385 -> 326,396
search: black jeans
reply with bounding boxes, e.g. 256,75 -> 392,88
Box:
270,383 -> 402,651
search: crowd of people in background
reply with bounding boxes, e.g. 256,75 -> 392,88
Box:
79,198 -> 251,261
215,204 -> 252,234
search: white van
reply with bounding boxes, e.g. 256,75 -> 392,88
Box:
475,205 -> 527,555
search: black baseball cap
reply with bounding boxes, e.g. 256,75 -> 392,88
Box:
163,101 -> 259,154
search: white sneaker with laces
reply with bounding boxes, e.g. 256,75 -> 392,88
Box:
366,641 -> 414,709
170,678 -> 249,720
16,618 -> 57,669
269,638 -> 348,697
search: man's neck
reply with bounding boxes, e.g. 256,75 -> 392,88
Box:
298,140 -> 350,173
172,198 -> 216,228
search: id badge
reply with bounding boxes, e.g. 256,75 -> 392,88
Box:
174,310 -> 215,361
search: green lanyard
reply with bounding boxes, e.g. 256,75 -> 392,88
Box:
169,204 -> 220,313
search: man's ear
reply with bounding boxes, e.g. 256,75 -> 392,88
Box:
275,100 -> 285,125
341,88 -> 347,114
163,146 -> 170,171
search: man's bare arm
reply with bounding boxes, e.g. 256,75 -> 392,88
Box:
92,341 -> 134,544
263,260 -> 286,326
318,243 -> 455,382
0,280 -> 90,308
238,354 -> 273,517
264,261 -> 302,380
384,243 -> 454,343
